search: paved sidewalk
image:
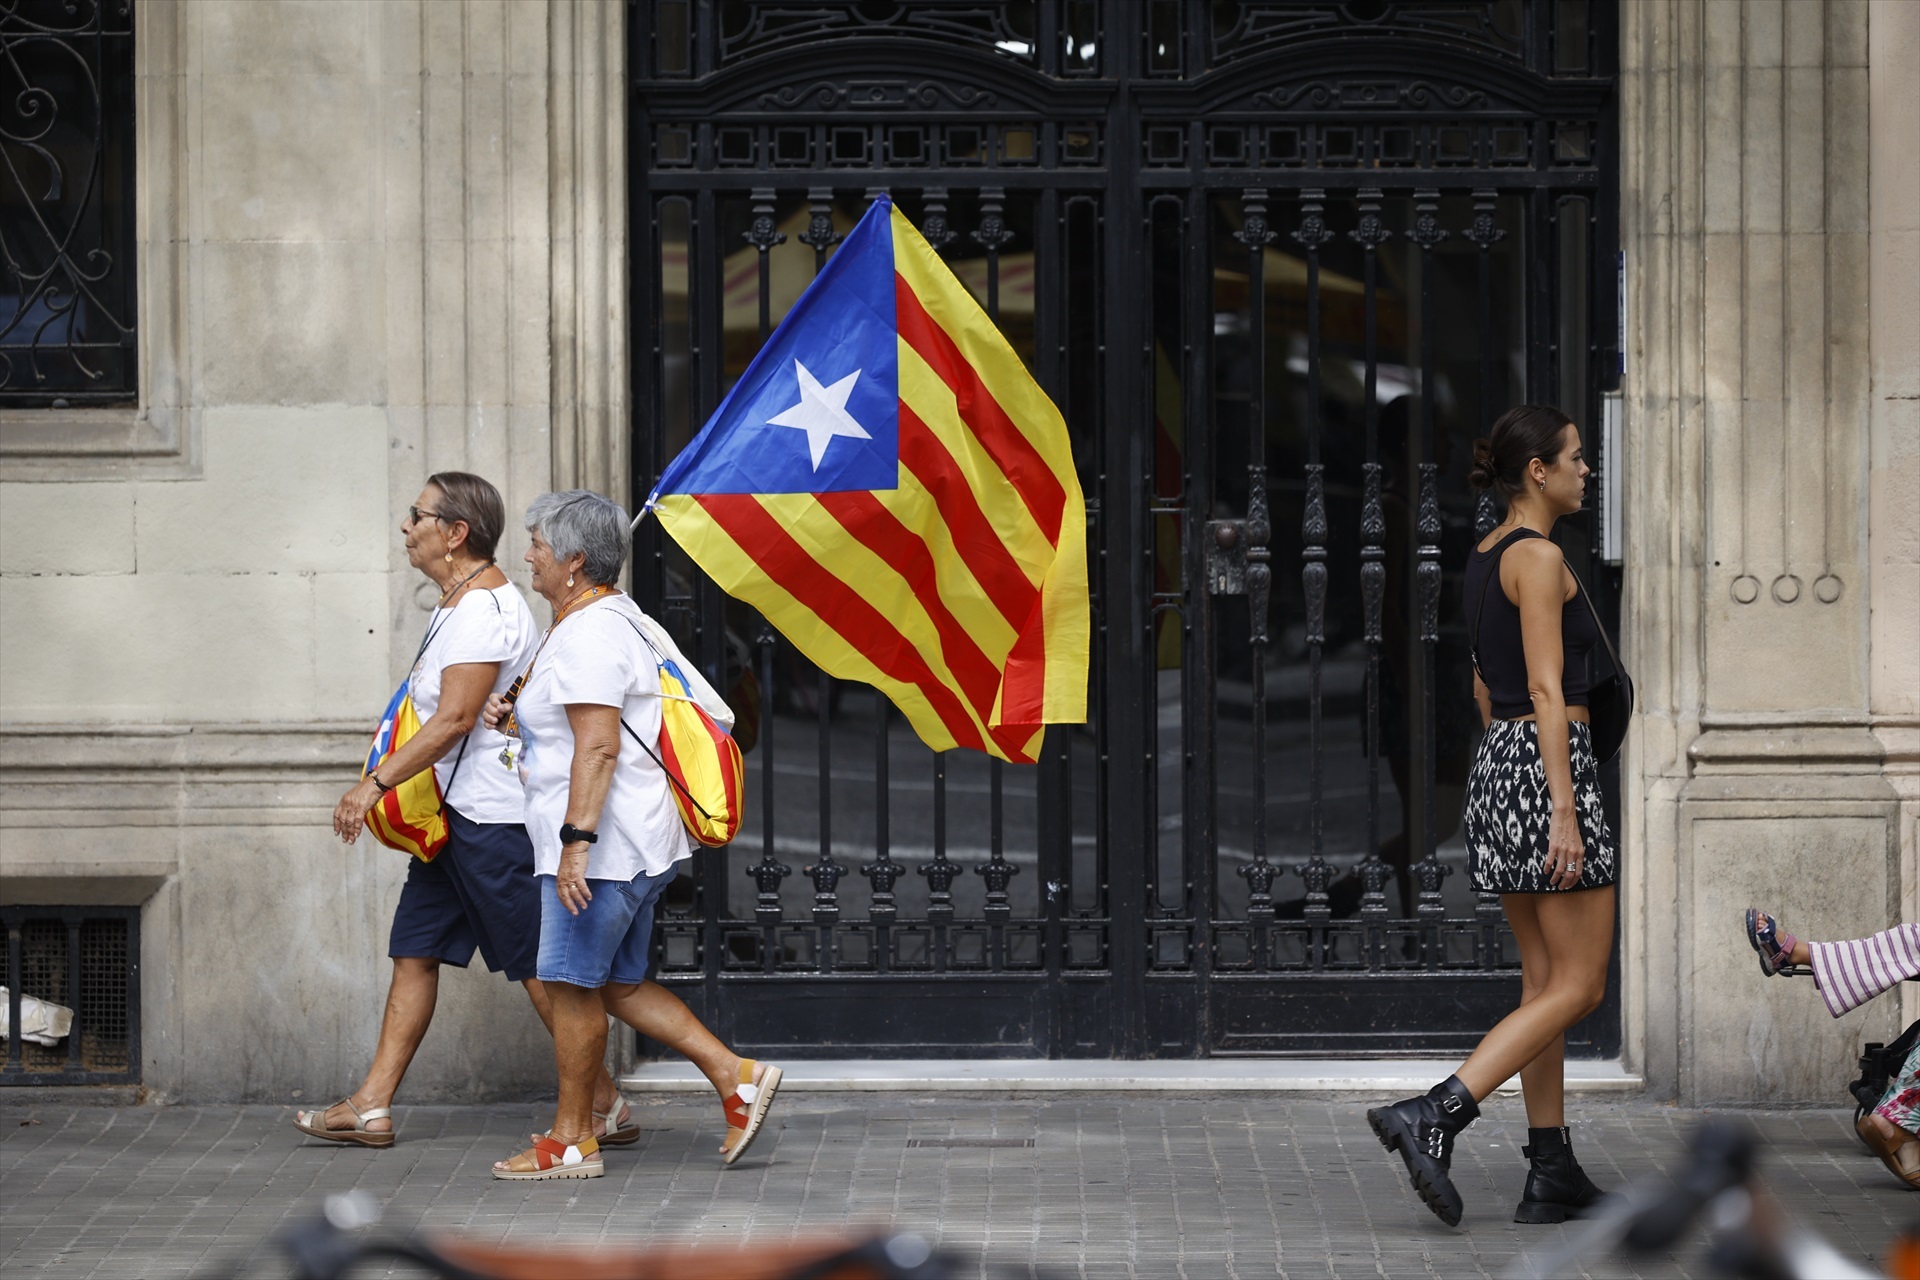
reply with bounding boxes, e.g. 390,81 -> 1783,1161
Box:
1,1093 -> 1913,1279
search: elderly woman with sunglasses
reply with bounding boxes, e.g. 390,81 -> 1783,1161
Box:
296,473 -> 628,1149
484,490 -> 780,1181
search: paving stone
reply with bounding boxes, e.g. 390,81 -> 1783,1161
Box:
0,1096 -> 1911,1277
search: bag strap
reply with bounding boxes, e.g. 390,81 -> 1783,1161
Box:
1469,529 -> 1627,684
613,614 -> 716,821
1564,561 -> 1627,681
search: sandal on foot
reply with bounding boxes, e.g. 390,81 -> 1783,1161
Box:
720,1059 -> 782,1167
1746,908 -> 1799,977
596,1094 -> 641,1147
293,1097 -> 394,1148
491,1134 -> 603,1181
531,1096 -> 642,1149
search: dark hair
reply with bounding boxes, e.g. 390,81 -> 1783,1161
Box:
1469,405 -> 1575,495
424,471 -> 505,561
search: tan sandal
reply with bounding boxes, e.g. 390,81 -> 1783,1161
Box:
530,1096 -> 642,1148
492,1134 -> 603,1181
720,1059 -> 782,1167
293,1097 -> 394,1148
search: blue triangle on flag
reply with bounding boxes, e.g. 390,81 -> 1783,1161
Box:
653,198 -> 901,499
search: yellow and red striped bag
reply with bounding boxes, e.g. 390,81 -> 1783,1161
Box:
614,616 -> 744,848
362,681 -> 450,861
652,655 -> 745,847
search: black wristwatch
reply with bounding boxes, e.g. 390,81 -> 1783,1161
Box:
559,822 -> 598,846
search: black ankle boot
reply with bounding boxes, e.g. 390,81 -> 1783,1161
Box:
1512,1126 -> 1607,1224
1367,1075 -> 1481,1226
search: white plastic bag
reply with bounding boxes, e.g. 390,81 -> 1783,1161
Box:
0,987 -> 73,1046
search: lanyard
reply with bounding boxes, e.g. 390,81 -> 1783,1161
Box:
499,585 -> 619,737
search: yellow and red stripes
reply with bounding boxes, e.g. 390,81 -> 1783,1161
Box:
652,207 -> 1088,764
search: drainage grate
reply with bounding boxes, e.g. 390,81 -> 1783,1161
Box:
2,907 -> 140,1085
905,1137 -> 1035,1148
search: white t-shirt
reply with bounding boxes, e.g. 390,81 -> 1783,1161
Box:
514,595 -> 729,881
407,584 -> 538,826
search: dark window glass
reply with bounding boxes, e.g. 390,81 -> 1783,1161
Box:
1,0 -> 136,406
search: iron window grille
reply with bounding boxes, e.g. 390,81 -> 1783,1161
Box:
2,906 -> 140,1086
0,0 -> 139,407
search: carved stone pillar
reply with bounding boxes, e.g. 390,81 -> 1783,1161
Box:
1622,0 -> 1911,1103
548,0 -> 628,502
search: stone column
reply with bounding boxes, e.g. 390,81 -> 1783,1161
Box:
1622,0 -> 1909,1104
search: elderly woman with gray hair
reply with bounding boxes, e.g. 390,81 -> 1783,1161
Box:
484,490 -> 781,1181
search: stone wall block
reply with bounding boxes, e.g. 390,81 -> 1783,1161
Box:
1782,0 -> 1825,67
1681,809 -> 1901,1104
197,73 -> 376,244
1826,67 -> 1873,233
312,572 -> 392,712
133,409 -> 389,576
1702,67 -> 1745,234
423,239 -> 473,410
1741,0 -> 1785,68
1704,0 -> 1744,69
0,483 -> 136,576
195,242 -> 385,406
1832,0 -> 1871,69
1781,67 -> 1825,233
1740,68 -> 1784,233
0,571 -> 314,722
198,0 -> 371,78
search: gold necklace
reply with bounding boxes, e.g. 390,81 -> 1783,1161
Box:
437,560 -> 494,607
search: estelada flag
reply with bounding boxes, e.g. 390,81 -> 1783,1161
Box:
645,196 -> 1088,764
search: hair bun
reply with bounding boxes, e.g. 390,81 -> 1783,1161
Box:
1468,438 -> 1497,492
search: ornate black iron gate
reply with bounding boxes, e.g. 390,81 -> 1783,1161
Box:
628,0 -> 1620,1059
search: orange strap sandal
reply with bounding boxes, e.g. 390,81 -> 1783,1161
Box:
491,1133 -> 603,1181
721,1059 -> 783,1166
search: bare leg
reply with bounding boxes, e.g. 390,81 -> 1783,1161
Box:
600,980 -> 741,1093
1455,888 -> 1614,1102
1502,895 -> 1566,1128
520,977 -> 619,1116
497,979 -> 605,1171
318,956 -> 440,1134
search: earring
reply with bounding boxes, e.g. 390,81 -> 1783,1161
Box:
1539,481 -> 1545,491
445,551 -> 454,563
566,575 -> 574,589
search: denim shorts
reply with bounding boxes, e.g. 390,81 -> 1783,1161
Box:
388,807 -> 540,982
535,864 -> 675,988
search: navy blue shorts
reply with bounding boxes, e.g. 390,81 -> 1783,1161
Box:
388,806 -> 541,982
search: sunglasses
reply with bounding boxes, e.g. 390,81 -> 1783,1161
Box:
407,505 -> 444,524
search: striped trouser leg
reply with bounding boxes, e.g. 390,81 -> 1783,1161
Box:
1809,923 -> 1920,1018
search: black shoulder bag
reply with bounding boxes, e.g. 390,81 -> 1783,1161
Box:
1470,536 -> 1634,764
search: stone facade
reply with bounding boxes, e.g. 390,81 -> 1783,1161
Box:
1619,0 -> 1919,1103
1,0 -> 1915,1102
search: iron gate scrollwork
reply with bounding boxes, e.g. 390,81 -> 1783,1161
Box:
629,0 -> 1620,1060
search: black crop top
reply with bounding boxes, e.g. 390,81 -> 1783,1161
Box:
1465,529 -> 1597,720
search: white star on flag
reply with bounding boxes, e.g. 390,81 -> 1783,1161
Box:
767,359 -> 870,471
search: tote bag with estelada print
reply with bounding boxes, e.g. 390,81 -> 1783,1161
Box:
362,681 -> 455,860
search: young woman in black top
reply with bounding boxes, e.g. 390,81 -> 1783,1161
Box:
1366,404 -> 1619,1227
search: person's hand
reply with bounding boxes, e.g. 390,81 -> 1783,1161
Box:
333,778 -> 384,844
556,844 -> 593,916
483,693 -> 514,733
1545,807 -> 1584,888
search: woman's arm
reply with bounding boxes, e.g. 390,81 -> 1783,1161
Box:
553,702 -> 622,917
332,662 -> 499,843
1510,541 -> 1584,888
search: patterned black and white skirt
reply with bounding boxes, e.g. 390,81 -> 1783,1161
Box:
1463,719 -> 1617,894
